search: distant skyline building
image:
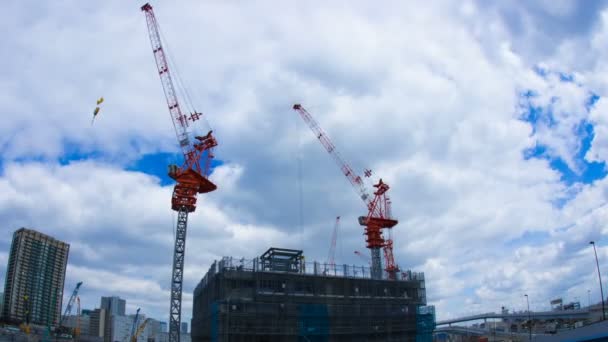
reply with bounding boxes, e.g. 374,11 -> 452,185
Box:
160,321 -> 167,333
110,314 -> 139,342
146,319 -> 162,341
111,313 -> 162,342
100,296 -> 126,317
89,308 -> 107,339
2,228 -> 70,325
181,322 -> 188,334
64,313 -> 91,336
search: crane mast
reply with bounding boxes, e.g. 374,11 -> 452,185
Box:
142,4 -> 218,342
293,104 -> 399,279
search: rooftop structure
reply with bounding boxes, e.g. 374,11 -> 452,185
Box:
192,247 -> 435,341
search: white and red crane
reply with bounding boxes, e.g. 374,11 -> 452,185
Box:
142,4 -> 218,341
293,104 -> 399,280
327,216 -> 341,271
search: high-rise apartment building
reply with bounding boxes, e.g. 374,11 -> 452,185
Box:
181,322 -> 188,334
100,296 -> 126,316
2,228 -> 70,325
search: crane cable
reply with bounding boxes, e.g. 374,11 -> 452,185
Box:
157,19 -> 212,131
296,108 -> 304,244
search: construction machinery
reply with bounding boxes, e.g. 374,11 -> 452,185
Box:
293,104 -> 399,279
55,281 -> 83,338
74,296 -> 81,338
131,308 -> 141,340
142,3 -> 218,341
326,216 -> 341,271
131,318 -> 151,342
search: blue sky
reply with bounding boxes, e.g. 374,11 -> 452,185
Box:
1,0 -> 608,325
521,71 -> 606,187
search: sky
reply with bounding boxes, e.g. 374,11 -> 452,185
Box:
2,0 -> 608,324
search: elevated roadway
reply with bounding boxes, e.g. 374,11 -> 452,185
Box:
437,309 -> 589,326
434,325 -> 547,339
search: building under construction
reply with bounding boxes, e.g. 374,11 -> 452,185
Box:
191,248 -> 435,342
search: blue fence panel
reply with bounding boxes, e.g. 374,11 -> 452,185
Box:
211,302 -> 219,342
416,305 -> 436,342
298,304 -> 329,342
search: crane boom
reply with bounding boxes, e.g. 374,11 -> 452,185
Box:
142,3 -> 195,157
327,216 -> 340,268
293,104 -> 371,205
142,4 -> 219,342
60,282 -> 82,326
131,308 -> 141,339
132,318 -> 152,342
293,104 -> 399,280
75,297 -> 80,338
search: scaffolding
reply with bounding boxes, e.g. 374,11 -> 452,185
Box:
192,249 -> 433,342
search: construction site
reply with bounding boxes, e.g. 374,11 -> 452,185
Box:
191,248 -> 434,341
142,2 -> 436,340
1,2 -> 435,342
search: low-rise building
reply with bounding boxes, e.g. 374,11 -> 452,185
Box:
145,318 -> 162,341
111,314 -> 142,342
63,313 -> 91,336
181,322 -> 188,334
155,332 -> 190,342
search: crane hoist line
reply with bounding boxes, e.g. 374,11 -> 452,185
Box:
141,3 -> 218,342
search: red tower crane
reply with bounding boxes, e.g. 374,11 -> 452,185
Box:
327,216 -> 341,270
142,4 -> 218,342
75,296 -> 81,338
293,104 -> 399,279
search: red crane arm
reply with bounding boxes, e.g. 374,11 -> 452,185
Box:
293,104 -> 371,206
142,3 -> 213,177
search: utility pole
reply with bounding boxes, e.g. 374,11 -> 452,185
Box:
590,241 -> 606,321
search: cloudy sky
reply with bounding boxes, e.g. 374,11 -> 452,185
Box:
2,0 -> 608,324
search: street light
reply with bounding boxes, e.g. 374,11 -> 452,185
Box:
590,241 -> 606,321
525,294 -> 531,341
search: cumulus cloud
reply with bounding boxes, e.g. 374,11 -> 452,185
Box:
1,0 -> 608,324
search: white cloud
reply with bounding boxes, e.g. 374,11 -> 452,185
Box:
1,0 -> 608,325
